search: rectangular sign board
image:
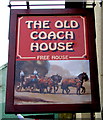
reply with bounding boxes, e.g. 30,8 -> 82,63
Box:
17,16 -> 87,60
6,9 -> 100,113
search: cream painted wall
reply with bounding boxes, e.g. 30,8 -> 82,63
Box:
95,2 -> 103,110
101,2 -> 103,110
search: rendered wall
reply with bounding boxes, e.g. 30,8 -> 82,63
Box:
95,2 -> 102,110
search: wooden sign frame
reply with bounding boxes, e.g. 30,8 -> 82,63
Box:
6,8 -> 100,113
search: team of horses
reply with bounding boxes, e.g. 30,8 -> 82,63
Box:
16,72 -> 89,95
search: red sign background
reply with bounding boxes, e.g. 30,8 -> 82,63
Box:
16,16 -> 88,60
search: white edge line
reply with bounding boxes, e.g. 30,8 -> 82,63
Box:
70,16 -> 87,59
17,17 -> 23,58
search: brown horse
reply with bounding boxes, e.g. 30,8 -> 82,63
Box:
61,72 -> 89,95
16,74 -> 62,94
38,74 -> 62,93
38,77 -> 53,93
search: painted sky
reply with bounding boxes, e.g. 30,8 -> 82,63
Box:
48,60 -> 90,77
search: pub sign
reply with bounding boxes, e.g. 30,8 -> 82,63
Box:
6,9 -> 100,113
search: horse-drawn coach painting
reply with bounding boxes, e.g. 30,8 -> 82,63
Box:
14,60 -> 91,105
